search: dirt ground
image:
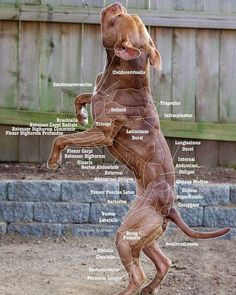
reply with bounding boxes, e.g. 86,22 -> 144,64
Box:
1,162 -> 236,183
0,233 -> 235,295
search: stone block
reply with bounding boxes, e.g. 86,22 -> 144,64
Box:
34,202 -> 90,223
62,181 -> 120,202
8,223 -> 61,237
62,224 -> 118,237
204,207 -> 236,227
0,201 -> 33,222
0,222 -> 7,235
120,182 -> 136,202
178,207 -> 204,227
90,203 -> 130,225
178,184 -> 230,206
8,181 -> 61,202
230,186 -> 236,204
198,185 -> 230,206
0,182 -> 7,201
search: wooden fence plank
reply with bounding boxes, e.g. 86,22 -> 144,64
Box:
127,0 -> 148,9
151,0 -> 173,10
0,125 -> 19,161
196,140 -> 219,168
174,0 -> 197,11
172,12 -> 197,166
196,29 -> 220,166
0,0 -> 16,3
20,0 -> 41,4
19,22 -> 40,111
193,0 -> 221,168
197,0 -> 220,12
19,135 -> 40,162
150,27 -> 173,116
196,29 -> 220,122
0,0 -> 40,3
219,142 -> 236,168
41,0 -> 62,5
61,23 -> 82,113
81,24 -> 103,93
220,31 -> 236,124
213,0 -> 236,167
172,28 -> 196,121
86,0 -> 105,8
61,0 -> 78,6
221,0 -> 236,13
37,23 -> 62,162
105,0 -> 127,6
39,135 -> 57,162
150,0 -> 173,110
150,0 -> 174,158
219,30 -> 236,167
63,0 -> 105,7
173,0 -> 197,135
0,21 -> 18,109
39,22 -> 62,113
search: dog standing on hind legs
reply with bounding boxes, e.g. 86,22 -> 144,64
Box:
47,3 -> 231,294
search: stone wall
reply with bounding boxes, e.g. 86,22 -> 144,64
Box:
0,181 -> 235,239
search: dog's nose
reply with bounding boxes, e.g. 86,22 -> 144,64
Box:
112,2 -> 122,11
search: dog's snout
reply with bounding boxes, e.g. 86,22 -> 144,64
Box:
112,2 -> 122,11
101,2 -> 123,22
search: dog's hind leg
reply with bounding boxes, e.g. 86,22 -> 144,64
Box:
115,231 -> 146,295
115,207 -> 164,295
140,242 -> 171,295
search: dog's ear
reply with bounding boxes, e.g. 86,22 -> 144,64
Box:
114,40 -> 141,60
148,39 -> 162,71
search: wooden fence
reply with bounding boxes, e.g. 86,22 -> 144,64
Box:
0,0 -> 236,166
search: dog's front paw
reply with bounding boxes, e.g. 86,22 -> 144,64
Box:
47,159 -> 59,170
76,106 -> 88,125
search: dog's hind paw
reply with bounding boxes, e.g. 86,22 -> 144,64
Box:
139,287 -> 159,295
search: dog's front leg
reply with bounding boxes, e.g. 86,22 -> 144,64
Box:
47,127 -> 113,170
74,72 -> 103,125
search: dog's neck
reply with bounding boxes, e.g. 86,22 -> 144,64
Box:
96,49 -> 150,94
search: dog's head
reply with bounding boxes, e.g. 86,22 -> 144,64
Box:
101,2 -> 162,71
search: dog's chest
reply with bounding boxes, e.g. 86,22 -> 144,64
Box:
91,88 -> 154,120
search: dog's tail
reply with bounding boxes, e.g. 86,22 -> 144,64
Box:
168,207 -> 231,239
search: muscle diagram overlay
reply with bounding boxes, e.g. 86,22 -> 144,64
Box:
47,3 -> 231,295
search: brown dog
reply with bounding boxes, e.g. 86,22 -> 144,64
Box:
48,3 -> 231,294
